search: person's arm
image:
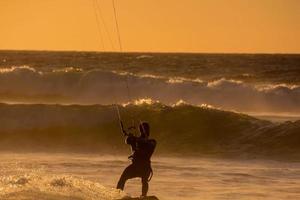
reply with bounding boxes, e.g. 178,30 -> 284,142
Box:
126,134 -> 138,151
120,120 -> 129,136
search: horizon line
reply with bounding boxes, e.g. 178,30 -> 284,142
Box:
0,48 -> 300,55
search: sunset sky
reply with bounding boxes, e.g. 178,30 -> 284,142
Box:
0,0 -> 299,53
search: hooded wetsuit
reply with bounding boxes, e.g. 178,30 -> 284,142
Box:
117,135 -> 156,196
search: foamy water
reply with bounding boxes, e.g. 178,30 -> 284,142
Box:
0,153 -> 299,200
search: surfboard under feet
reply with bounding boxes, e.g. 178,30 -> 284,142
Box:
117,196 -> 159,200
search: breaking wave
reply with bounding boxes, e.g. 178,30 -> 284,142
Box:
0,173 -> 125,200
0,102 -> 299,159
0,66 -> 300,114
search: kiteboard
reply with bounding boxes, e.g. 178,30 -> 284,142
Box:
117,196 -> 159,200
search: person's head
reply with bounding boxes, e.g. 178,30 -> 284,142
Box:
139,122 -> 150,138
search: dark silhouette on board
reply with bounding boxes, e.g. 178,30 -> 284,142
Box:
117,121 -> 157,198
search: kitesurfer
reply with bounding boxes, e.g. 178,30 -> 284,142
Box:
117,122 -> 156,197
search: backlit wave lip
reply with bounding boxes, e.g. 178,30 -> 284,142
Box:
0,102 -> 299,159
0,65 -> 39,74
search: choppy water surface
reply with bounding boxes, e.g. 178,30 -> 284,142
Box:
0,153 -> 299,200
1,51 -> 300,114
0,51 -> 300,199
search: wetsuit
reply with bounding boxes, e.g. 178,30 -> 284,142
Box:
117,135 -> 156,196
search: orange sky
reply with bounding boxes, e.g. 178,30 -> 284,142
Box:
0,0 -> 300,53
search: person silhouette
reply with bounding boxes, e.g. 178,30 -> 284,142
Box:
117,122 -> 156,197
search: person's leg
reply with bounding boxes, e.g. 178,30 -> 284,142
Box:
117,164 -> 136,190
141,166 -> 151,196
141,177 -> 149,197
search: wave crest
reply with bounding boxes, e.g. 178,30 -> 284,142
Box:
0,103 -> 299,159
0,66 -> 300,113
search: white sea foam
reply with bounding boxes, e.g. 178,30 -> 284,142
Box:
136,55 -> 154,59
256,83 -> 300,91
1,153 -> 300,200
52,67 -> 83,73
122,98 -> 160,106
207,78 -> 243,88
0,66 -> 38,74
199,103 -> 216,109
172,99 -> 188,106
0,173 -> 125,200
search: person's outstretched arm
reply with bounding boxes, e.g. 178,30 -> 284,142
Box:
120,120 -> 129,136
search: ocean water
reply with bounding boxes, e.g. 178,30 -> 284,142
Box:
0,153 -> 300,200
0,51 -> 300,114
0,51 -> 300,199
